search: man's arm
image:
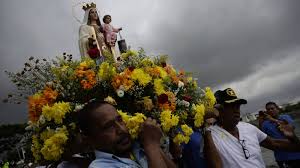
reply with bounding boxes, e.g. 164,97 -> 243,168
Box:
260,136 -> 300,151
204,130 -> 222,168
144,144 -> 168,168
260,122 -> 300,151
140,118 -> 168,168
159,148 -> 177,168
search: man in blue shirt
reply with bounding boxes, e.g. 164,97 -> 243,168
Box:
262,102 -> 300,168
182,129 -> 207,168
77,101 -> 176,168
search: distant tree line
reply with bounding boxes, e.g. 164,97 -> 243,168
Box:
282,101 -> 300,113
0,123 -> 26,138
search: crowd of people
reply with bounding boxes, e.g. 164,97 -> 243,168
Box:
48,88 -> 300,168
56,3 -> 300,168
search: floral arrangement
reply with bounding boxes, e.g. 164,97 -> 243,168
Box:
5,49 -> 216,164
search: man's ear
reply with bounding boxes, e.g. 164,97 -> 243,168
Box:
80,133 -> 95,151
215,103 -> 224,111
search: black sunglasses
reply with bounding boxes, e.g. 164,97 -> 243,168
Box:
239,139 -> 250,159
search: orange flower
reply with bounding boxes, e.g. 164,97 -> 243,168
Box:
28,87 -> 58,122
145,67 -> 160,78
75,66 -> 96,90
43,86 -> 58,101
111,69 -> 133,91
28,95 -> 47,122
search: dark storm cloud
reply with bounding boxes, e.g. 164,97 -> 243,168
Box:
1,0 -> 300,123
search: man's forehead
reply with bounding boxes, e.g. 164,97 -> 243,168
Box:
266,104 -> 276,108
93,104 -> 118,123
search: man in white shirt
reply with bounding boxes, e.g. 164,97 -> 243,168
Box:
206,88 -> 300,168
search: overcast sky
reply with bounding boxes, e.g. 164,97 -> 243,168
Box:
1,0 -> 300,124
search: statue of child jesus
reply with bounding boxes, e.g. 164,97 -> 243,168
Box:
103,15 -> 122,47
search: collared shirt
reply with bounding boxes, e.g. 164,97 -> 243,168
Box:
209,122 -> 267,168
89,143 -> 148,168
262,114 -> 300,161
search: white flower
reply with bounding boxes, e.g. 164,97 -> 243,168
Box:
25,125 -> 33,131
46,81 -> 54,87
182,100 -> 190,107
38,115 -> 46,125
178,81 -> 184,88
117,89 -> 125,97
74,104 -> 84,112
176,100 -> 184,106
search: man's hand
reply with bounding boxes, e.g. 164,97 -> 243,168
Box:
140,118 -> 168,168
278,121 -> 296,140
140,118 -> 163,149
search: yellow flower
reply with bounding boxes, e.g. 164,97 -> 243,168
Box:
79,61 -> 88,69
193,80 -> 198,88
187,77 -> 193,82
126,113 -> 146,139
173,133 -> 190,144
181,124 -> 193,137
157,66 -> 168,79
131,68 -> 152,86
173,124 -> 193,144
104,96 -> 117,105
40,128 -> 55,142
42,102 -> 71,124
143,97 -> 154,111
80,57 -> 96,68
141,58 -> 153,67
160,110 -> 179,133
118,111 -> 146,139
154,79 -> 165,95
193,104 -> 205,127
40,126 -> 68,161
60,65 -> 69,72
121,50 -> 138,59
98,61 -> 116,80
118,110 -> 130,123
31,135 -> 42,161
204,87 -> 216,111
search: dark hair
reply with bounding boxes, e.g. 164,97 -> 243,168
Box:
78,100 -> 108,136
265,101 -> 280,109
103,15 -> 111,23
214,90 -> 223,104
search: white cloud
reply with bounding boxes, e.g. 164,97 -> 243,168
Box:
216,46 -> 300,101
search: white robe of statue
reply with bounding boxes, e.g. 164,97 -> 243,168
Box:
78,8 -> 106,58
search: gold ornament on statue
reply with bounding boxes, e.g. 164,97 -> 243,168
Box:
82,2 -> 96,11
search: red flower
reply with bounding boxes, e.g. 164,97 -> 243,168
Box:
183,95 -> 192,102
128,66 -> 135,71
88,48 -> 100,59
161,62 -> 167,67
158,94 -> 169,104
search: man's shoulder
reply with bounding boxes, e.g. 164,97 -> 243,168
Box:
237,121 -> 255,128
88,158 -> 117,168
238,122 -> 262,133
279,114 -> 293,120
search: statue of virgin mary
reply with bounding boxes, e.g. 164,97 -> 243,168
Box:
78,3 -> 108,61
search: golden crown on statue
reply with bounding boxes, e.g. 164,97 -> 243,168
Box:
82,2 -> 96,11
